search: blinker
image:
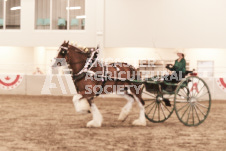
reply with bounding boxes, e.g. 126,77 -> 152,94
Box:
60,48 -> 67,56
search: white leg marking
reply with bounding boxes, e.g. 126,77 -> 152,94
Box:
72,94 -> 90,114
118,95 -> 134,121
87,103 -> 103,127
132,95 -> 146,126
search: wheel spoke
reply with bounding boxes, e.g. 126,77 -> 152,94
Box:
181,104 -> 191,119
152,103 -> 158,120
144,99 -> 156,101
186,105 -> 192,124
195,104 -> 206,117
196,91 -> 208,99
158,103 -> 160,121
176,92 -> 189,102
163,94 -> 174,99
191,77 -> 194,97
180,88 -> 189,98
195,84 -> 205,97
146,102 -> 157,115
160,103 -> 166,119
177,102 -> 189,112
194,105 -> 201,122
177,95 -> 188,100
193,79 -> 200,97
197,99 -> 209,102
143,91 -> 157,98
175,99 -> 188,103
196,102 -> 209,109
192,106 -> 195,125
161,101 -> 171,113
145,101 -> 156,109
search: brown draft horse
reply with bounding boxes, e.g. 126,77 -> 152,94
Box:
53,41 -> 146,127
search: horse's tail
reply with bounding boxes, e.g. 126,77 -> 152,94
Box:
127,64 -> 145,105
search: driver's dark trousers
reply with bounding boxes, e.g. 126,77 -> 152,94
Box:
161,71 -> 185,107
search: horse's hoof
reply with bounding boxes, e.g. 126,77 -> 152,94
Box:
118,115 -> 128,122
118,110 -> 129,122
132,119 -> 146,126
118,114 -> 129,122
86,120 -> 101,127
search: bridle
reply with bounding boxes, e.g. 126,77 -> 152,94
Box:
59,46 -> 87,65
58,45 -> 100,79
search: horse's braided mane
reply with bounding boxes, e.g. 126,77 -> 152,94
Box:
68,44 -> 92,54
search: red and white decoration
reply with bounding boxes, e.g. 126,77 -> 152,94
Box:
216,78 -> 226,92
0,75 -> 23,90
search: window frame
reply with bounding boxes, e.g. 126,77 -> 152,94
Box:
1,0 -> 22,30
34,0 -> 86,31
197,60 -> 214,77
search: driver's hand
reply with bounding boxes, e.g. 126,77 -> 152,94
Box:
166,64 -> 172,68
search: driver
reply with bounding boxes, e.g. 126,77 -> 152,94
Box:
165,50 -> 186,82
162,50 -> 186,106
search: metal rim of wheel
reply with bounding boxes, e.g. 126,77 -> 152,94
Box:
174,76 -> 211,126
142,86 -> 175,123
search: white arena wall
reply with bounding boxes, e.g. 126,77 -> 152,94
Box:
1,46 -> 226,76
0,74 -> 226,101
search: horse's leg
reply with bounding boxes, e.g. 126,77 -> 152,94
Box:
87,103 -> 103,127
72,94 -> 90,114
118,94 -> 134,121
132,95 -> 147,126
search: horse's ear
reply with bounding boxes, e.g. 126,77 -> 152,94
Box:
64,40 -> 66,43
67,41 -> 69,44
97,44 -> 99,49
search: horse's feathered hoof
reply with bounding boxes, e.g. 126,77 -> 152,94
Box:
132,119 -> 146,126
118,115 -> 129,122
86,120 -> 102,127
118,110 -> 129,122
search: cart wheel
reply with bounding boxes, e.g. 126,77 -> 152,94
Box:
174,76 -> 211,126
142,87 -> 174,123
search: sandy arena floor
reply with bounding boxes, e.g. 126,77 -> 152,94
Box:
0,95 -> 225,151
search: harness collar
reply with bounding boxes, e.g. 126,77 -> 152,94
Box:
72,49 -> 100,81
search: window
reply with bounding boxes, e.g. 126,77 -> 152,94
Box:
69,0 -> 85,30
197,61 -> 214,77
0,0 -> 3,29
6,0 -> 21,29
52,0 -> 68,30
35,0 -> 85,30
0,0 -> 21,30
35,0 -> 50,30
